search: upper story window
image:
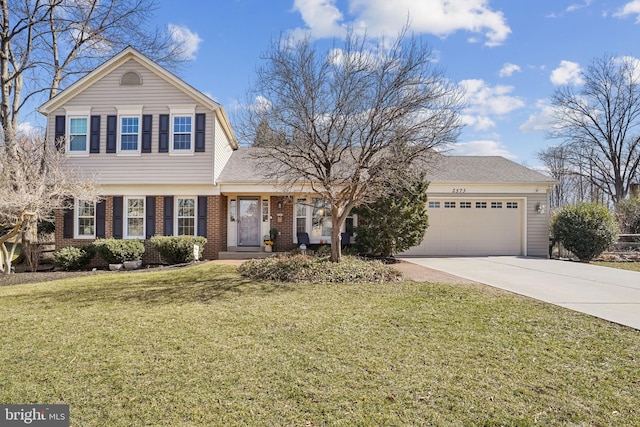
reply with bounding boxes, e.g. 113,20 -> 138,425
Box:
173,116 -> 192,150
116,105 -> 143,155
120,117 -> 139,151
69,118 -> 88,152
76,199 -> 95,238
64,107 -> 91,155
169,105 -> 196,154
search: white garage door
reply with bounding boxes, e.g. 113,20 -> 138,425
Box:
401,199 -> 524,256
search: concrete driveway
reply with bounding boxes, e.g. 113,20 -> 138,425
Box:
400,256 -> 640,330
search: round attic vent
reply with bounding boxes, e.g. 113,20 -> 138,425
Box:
120,71 -> 142,85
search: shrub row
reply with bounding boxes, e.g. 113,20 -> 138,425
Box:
237,254 -> 403,283
52,236 -> 207,271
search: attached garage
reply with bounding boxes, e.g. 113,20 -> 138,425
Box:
398,156 -> 557,258
402,198 -> 524,256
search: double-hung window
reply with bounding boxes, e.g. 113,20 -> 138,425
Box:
76,200 -> 95,238
64,107 -> 91,155
69,118 -> 88,152
176,197 -> 196,236
120,117 -> 139,151
311,198 -> 332,237
116,105 -> 142,154
296,199 -> 307,233
125,197 -> 145,238
169,105 -> 196,154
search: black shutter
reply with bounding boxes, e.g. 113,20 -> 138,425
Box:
62,203 -> 74,238
112,196 -> 123,239
54,116 -> 65,151
163,196 -> 174,235
142,114 -> 152,153
195,113 -> 206,152
106,115 -> 117,153
145,196 -> 156,239
159,114 -> 169,153
90,115 -> 101,153
197,196 -> 207,237
96,199 -> 106,238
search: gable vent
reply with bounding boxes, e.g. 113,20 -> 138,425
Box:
120,71 -> 142,85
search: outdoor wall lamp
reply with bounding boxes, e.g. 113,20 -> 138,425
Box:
536,203 -> 546,215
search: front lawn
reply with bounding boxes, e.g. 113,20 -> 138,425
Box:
593,261 -> 640,272
0,263 -> 638,426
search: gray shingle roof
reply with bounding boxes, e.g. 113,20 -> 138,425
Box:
217,148 -> 554,184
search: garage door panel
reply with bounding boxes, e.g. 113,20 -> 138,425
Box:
401,198 -> 523,256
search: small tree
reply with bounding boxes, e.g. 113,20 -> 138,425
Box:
615,197 -> 640,234
551,203 -> 618,262
354,177 -> 429,258
0,133 -> 97,274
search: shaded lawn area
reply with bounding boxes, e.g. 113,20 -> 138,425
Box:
0,264 -> 638,426
593,261 -> 640,272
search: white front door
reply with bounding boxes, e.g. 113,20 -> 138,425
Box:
238,198 -> 261,246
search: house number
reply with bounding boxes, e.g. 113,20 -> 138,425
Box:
452,188 -> 466,193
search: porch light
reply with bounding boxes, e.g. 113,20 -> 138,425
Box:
536,203 -> 546,215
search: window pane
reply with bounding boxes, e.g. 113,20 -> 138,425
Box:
177,218 -> 195,236
121,117 -> 139,133
296,218 -> 306,233
128,218 -> 144,237
70,118 -> 87,134
128,198 -> 144,217
178,198 -> 195,216
78,218 -> 94,236
78,201 -> 94,217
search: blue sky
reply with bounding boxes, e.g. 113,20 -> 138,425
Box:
66,1 -> 640,167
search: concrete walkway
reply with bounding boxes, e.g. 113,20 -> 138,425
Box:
400,256 -> 640,330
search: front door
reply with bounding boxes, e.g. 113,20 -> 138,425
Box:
238,198 -> 261,246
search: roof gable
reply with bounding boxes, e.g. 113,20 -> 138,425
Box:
38,46 -> 237,148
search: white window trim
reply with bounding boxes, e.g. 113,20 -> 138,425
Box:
124,196 -> 146,239
74,199 -> 96,239
175,196 -> 197,236
116,105 -> 143,155
168,105 -> 196,155
64,107 -> 91,156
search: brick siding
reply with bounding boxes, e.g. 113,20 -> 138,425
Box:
270,196 -> 296,252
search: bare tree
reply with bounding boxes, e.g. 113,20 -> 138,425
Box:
0,0 -> 186,144
241,30 -> 463,262
549,55 -> 640,204
0,132 -> 97,274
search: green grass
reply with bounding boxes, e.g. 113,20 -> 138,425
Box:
1,263 -> 638,426
593,261 -> 640,272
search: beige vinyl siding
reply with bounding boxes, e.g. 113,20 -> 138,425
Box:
526,192 -> 551,257
214,117 -> 234,184
47,59 -> 217,185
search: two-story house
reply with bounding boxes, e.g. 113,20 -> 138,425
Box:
39,47 -> 555,261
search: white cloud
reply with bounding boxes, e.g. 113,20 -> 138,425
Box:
291,0 -> 511,46
519,100 -> 556,132
499,63 -> 521,77
168,24 -> 202,60
459,79 -> 524,131
567,0 -> 593,13
614,1 -> 640,22
461,79 -> 524,114
449,140 -> 516,159
550,60 -> 584,85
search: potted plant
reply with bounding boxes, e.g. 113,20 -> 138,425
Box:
263,234 -> 274,252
